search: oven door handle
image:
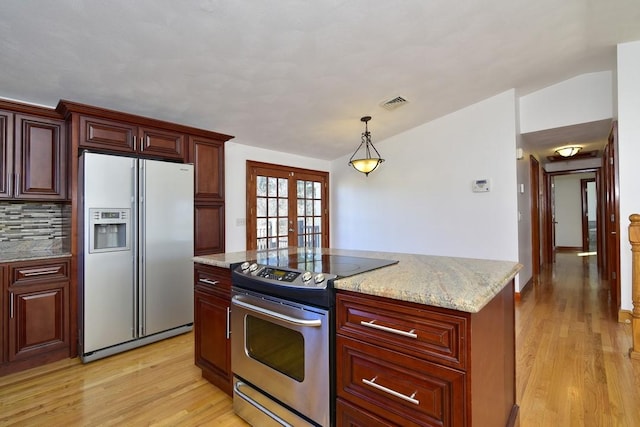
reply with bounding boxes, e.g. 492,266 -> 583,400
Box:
232,297 -> 322,327
234,380 -> 294,427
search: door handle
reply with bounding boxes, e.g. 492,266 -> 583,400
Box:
231,297 -> 321,327
234,381 -> 294,427
362,376 -> 420,405
360,320 -> 418,338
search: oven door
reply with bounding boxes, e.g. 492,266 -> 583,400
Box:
231,288 -> 330,427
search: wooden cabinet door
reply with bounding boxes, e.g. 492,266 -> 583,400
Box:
189,136 -> 224,201
79,115 -> 136,154
79,116 -> 186,161
194,286 -> 232,395
7,281 -> 69,362
194,264 -> 232,395
138,126 -> 185,160
14,114 -> 66,200
0,264 -> 5,365
194,203 -> 225,255
0,110 -> 13,198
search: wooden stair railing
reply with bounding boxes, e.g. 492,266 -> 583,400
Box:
628,214 -> 640,359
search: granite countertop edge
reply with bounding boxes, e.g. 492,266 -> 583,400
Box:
193,248 -> 523,313
0,251 -> 72,263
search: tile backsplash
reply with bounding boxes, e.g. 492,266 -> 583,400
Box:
0,201 -> 71,253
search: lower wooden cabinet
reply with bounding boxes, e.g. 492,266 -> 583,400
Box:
337,334 -> 465,426
336,284 -> 518,427
337,398 -> 401,427
194,263 -> 232,395
1,257 -> 71,376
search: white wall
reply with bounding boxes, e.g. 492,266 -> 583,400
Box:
553,173 -> 594,248
516,115 -> 533,290
330,90 -> 520,271
224,142 -> 331,252
617,40 -> 640,312
519,71 -> 613,133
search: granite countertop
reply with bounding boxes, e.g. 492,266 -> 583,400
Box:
0,249 -> 72,263
193,247 -> 522,313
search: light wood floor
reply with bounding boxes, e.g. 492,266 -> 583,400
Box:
1,253 -> 639,426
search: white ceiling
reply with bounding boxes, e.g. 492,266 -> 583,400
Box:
1,0 -> 640,161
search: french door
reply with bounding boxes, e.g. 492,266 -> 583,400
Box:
246,161 -> 329,251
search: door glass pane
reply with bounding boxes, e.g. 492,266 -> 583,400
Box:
297,179 -> 322,249
256,174 -> 290,250
268,177 -> 277,197
257,197 -> 266,216
278,178 -> 288,197
257,176 -> 267,197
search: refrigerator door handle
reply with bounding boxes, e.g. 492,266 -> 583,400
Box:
138,160 -> 146,337
132,159 -> 140,338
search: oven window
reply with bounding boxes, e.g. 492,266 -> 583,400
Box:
246,315 -> 305,382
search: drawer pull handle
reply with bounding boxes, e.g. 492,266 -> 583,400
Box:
362,376 -> 419,405
23,267 -> 62,277
199,278 -> 220,286
360,320 -> 417,339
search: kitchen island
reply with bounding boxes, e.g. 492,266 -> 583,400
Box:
193,248 -> 521,426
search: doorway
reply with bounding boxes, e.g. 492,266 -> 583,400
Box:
544,170 -> 599,259
581,178 -> 597,252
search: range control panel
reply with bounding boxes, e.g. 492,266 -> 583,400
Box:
234,261 -> 337,289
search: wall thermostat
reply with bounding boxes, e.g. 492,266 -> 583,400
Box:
472,179 -> 491,192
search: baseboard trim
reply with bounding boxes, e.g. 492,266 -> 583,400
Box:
618,309 -> 632,324
515,276 -> 534,302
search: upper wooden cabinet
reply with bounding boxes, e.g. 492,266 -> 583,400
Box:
0,109 -> 13,198
0,108 -> 67,200
58,99 -> 234,256
188,136 -> 224,201
188,136 -> 226,254
79,115 -> 186,161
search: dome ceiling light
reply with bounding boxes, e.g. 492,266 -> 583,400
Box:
555,146 -> 582,157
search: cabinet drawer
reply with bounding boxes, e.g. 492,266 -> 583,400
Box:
337,398 -> 398,427
194,264 -> 231,297
10,259 -> 70,286
337,336 -> 465,427
337,291 -> 467,370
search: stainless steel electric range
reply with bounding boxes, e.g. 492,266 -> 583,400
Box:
231,249 -> 398,427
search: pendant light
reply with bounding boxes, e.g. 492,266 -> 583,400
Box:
348,116 -> 384,176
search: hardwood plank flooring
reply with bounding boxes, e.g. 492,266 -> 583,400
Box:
517,253 -> 640,427
1,252 -> 638,426
0,333 -> 248,427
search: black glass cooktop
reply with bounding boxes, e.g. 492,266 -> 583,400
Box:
254,249 -> 398,278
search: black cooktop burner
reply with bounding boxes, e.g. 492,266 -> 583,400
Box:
254,250 -> 398,278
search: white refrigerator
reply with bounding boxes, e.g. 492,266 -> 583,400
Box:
79,152 -> 194,362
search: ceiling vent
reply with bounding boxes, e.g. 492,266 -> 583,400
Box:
380,96 -> 408,111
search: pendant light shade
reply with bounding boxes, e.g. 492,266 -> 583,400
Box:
349,116 -> 384,176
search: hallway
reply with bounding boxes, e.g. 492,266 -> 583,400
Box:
516,252 -> 640,426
